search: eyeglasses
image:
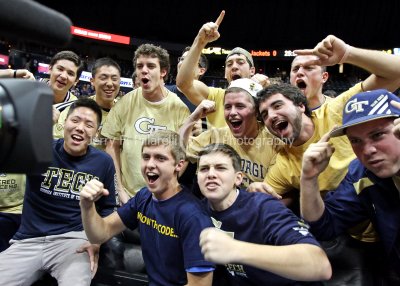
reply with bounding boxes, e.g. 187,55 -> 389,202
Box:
178,56 -> 203,68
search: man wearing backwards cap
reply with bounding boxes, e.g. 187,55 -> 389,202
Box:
180,78 -> 282,188
300,89 -> 400,284
177,11 -> 270,128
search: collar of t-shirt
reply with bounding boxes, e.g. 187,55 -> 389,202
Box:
392,175 -> 400,198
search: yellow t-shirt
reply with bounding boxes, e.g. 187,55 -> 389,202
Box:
207,87 -> 227,128
0,173 -> 26,214
101,87 -> 190,197
265,83 -> 363,195
53,93 -> 78,138
187,125 -> 282,187
265,83 -> 377,242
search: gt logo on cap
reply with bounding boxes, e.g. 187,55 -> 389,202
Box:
345,98 -> 369,114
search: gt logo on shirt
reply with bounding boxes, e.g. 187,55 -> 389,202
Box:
135,117 -> 167,134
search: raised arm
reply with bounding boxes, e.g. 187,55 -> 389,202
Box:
176,11 -> 225,105
179,100 -> 216,147
200,228 -> 331,281
80,179 -> 126,244
105,139 -> 130,204
300,132 -> 334,221
294,35 -> 400,92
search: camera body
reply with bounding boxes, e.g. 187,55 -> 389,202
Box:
0,79 -> 53,173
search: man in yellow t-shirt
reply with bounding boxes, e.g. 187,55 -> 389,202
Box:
254,35 -> 400,204
253,35 -> 400,286
181,78 -> 281,188
102,44 -> 190,203
290,55 -> 334,110
176,11 -> 269,128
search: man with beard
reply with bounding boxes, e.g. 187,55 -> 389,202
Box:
250,35 -> 400,285
176,11 -> 270,128
180,78 -> 281,188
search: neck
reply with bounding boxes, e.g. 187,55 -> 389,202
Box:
143,86 -> 167,102
292,116 -> 315,146
53,91 -> 67,104
210,188 -> 238,212
153,181 -> 181,201
95,95 -> 113,109
307,93 -> 325,110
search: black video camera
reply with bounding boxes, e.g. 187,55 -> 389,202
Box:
0,0 -> 72,173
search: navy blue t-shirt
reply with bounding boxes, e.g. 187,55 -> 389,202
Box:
14,139 -> 117,240
117,187 -> 214,286
205,189 -> 323,286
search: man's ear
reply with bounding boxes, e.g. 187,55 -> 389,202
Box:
90,77 -> 95,90
198,67 -> 207,77
297,102 -> 306,114
175,159 -> 185,173
160,68 -> 167,80
322,71 -> 329,83
234,171 -> 243,187
249,66 -> 256,76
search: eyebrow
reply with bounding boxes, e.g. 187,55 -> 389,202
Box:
199,163 -> 229,168
270,99 -> 284,106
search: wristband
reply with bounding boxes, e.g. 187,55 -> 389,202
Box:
13,70 -> 17,78
338,44 -> 350,64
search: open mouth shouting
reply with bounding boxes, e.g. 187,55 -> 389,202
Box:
146,172 -> 159,185
141,78 -> 150,88
231,74 -> 241,81
296,79 -> 307,92
229,118 -> 243,132
272,119 -> 289,138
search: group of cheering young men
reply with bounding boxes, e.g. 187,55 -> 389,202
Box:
1,10 -> 400,286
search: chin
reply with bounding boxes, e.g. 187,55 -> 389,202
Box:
370,168 -> 395,178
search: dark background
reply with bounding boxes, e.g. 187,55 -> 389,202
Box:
35,0 -> 400,50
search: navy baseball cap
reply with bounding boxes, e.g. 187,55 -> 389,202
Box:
330,89 -> 400,137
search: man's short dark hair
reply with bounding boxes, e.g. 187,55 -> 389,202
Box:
91,57 -> 121,77
50,50 -> 85,80
256,83 -> 311,117
66,98 -> 102,128
133,44 -> 170,79
198,143 -> 242,172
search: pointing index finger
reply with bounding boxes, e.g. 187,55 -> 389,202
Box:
319,130 -> 331,143
215,10 -> 225,26
293,49 -> 314,56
